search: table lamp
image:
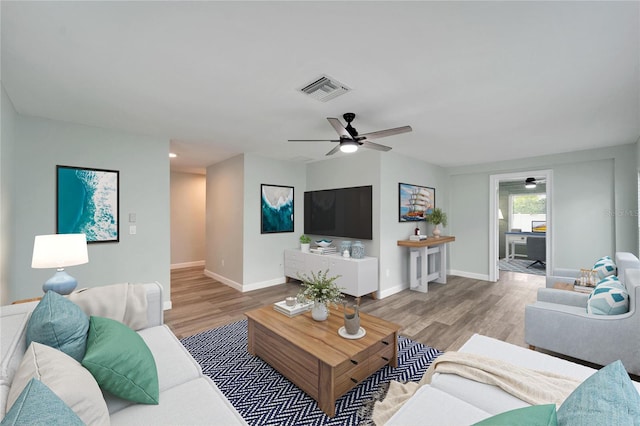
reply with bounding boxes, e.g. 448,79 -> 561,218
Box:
31,233 -> 89,295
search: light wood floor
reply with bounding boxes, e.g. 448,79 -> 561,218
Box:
165,268 -> 544,352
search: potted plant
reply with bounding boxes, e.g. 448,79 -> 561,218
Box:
426,207 -> 448,238
296,269 -> 343,321
299,234 -> 311,252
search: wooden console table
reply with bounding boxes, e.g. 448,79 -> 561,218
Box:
397,236 -> 455,293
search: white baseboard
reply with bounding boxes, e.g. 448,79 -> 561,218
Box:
449,269 -> 490,281
163,300 -> 172,310
378,284 -> 407,299
203,269 -> 287,292
204,269 -> 243,291
171,260 -> 205,270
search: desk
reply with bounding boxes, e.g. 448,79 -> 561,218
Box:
505,232 -> 545,261
397,236 -> 455,293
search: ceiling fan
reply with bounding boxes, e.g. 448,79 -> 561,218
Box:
288,112 -> 412,156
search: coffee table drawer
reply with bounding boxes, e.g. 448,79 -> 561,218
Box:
334,349 -> 369,377
334,360 -> 372,397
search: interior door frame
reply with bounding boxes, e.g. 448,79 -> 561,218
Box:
489,170 -> 553,282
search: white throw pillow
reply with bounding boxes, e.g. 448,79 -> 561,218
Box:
7,342 -> 109,426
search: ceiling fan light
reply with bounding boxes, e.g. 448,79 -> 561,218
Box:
525,177 -> 536,189
340,141 -> 358,153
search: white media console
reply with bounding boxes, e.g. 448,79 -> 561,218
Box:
284,249 -> 378,298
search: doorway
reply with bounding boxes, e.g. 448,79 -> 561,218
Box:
488,170 -> 553,282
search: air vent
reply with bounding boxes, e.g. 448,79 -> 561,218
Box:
298,74 -> 351,102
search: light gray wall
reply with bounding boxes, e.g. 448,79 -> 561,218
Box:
379,152 -> 448,296
306,150 -> 382,259
170,171 -> 206,267
305,150 -> 448,297
206,155 -> 244,285
243,153 -> 306,289
7,114 -> 171,303
1,85 -> 16,305
448,144 -> 637,278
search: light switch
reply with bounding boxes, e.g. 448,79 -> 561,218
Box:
129,213 -> 136,223
129,225 -> 137,235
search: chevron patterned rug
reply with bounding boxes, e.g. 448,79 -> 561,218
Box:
180,319 -> 442,425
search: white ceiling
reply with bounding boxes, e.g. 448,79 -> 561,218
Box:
2,1 -> 639,174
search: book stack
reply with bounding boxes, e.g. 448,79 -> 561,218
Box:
273,300 -> 313,317
310,246 -> 337,255
409,235 -> 428,241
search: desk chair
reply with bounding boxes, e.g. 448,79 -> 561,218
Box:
527,236 -> 546,268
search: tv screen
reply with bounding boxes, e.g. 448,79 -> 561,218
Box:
304,186 -> 373,240
531,221 -> 546,233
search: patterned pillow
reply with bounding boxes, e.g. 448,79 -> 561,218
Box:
593,256 -> 616,280
587,282 -> 629,315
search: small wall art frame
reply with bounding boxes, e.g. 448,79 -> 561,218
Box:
57,165 -> 120,243
261,184 -> 294,234
399,182 -> 435,222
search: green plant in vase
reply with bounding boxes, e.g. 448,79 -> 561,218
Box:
426,207 -> 448,238
299,234 -> 311,252
296,269 -> 343,321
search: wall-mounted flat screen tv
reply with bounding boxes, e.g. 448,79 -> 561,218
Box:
304,185 -> 373,240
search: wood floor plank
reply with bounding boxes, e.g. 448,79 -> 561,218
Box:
165,267 -> 544,351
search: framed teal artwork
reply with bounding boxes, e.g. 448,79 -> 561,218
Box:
261,184 -> 294,234
56,165 -> 119,243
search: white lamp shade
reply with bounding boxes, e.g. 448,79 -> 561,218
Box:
32,234 -> 89,269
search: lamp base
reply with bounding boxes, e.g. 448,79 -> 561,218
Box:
42,269 -> 78,295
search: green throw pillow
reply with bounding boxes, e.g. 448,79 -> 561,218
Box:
557,360 -> 640,425
1,378 -> 84,426
82,316 -> 159,404
472,404 -> 557,426
26,290 -> 89,362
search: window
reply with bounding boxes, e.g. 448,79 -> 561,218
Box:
509,193 -> 546,232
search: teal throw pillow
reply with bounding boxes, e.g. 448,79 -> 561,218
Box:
587,282 -> 629,315
26,290 -> 89,362
472,404 -> 557,426
557,360 -> 640,425
1,378 -> 84,426
593,256 -> 616,280
82,316 -> 159,404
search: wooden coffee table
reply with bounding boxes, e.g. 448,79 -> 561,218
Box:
245,305 -> 400,417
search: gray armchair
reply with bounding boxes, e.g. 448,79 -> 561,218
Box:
525,252 -> 640,375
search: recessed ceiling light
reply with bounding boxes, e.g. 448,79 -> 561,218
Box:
169,153 -> 178,158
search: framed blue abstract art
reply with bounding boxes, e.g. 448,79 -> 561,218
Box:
261,184 -> 294,234
57,165 -> 119,243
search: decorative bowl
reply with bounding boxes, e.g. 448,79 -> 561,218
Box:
315,239 -> 332,247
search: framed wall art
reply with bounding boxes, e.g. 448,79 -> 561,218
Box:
261,184 -> 294,234
399,182 -> 435,222
57,165 -> 120,243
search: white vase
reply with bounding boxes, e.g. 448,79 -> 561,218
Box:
311,301 -> 329,321
432,224 -> 441,238
301,243 -> 310,253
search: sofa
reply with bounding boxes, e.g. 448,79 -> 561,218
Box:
385,333 -> 640,425
0,282 -> 247,425
525,252 -> 640,375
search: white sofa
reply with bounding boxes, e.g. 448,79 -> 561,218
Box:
387,333 -> 640,425
0,282 -> 247,425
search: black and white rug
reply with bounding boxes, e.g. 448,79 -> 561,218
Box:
499,258 -> 546,276
180,319 -> 442,425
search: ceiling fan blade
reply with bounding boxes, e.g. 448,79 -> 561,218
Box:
361,140 -> 392,152
325,144 -> 341,156
327,117 -> 352,139
288,139 -> 341,142
358,125 -> 412,140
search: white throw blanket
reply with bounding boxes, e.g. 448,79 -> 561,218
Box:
372,351 -> 583,425
68,283 -> 148,330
